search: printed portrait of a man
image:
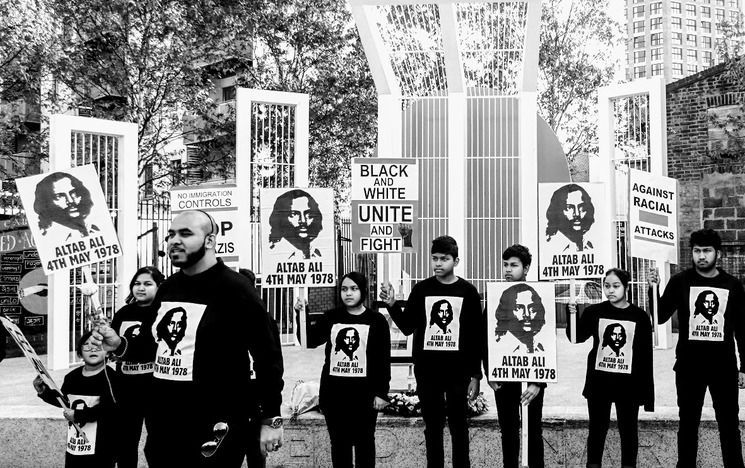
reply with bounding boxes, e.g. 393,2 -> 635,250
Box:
601,323 -> 627,357
334,327 -> 360,361
156,307 -> 187,356
268,189 -> 323,259
494,283 -> 546,353
33,172 -> 100,242
693,290 -> 720,324
545,183 -> 595,252
429,299 -> 454,335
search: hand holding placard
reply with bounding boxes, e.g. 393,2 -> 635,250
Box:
379,282 -> 395,307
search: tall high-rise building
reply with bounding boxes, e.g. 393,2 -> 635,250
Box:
625,0 -> 742,82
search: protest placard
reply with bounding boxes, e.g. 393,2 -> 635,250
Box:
0,315 -> 59,391
170,184 -> 239,269
486,282 -> 557,383
260,188 -> 335,288
538,182 -> 611,280
351,158 -> 418,253
629,169 -> 678,264
15,165 -> 122,274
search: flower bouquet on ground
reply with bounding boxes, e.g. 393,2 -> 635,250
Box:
466,392 -> 488,417
383,391 -> 421,417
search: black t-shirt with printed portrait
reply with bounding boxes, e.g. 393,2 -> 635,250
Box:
306,307 -> 391,410
386,276 -> 483,379
652,268 -> 745,373
110,302 -> 158,375
569,301 -> 654,408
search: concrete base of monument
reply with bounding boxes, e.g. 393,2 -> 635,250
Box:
0,410 -> 740,467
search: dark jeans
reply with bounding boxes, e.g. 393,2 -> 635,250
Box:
416,372 -> 470,468
675,368 -> 744,468
586,398 -> 639,467
494,382 -> 545,468
324,405 -> 378,468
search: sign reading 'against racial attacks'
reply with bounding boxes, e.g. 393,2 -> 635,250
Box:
629,169 -> 678,264
351,158 -> 418,253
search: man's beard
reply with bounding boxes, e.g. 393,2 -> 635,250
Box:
173,242 -> 206,268
693,257 -> 717,273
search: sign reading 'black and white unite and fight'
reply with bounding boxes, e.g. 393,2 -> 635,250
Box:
260,187 -> 335,288
152,302 -> 205,381
329,324 -> 369,377
688,287 -> 727,341
538,182 -> 611,280
629,169 -> 678,263
486,282 -> 558,383
423,296 -> 462,351
351,158 -> 418,254
594,319 -> 635,374
15,164 -> 123,274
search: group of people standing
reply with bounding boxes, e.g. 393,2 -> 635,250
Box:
25,209 -> 745,468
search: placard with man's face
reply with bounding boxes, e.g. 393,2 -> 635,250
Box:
486,282 -> 558,383
329,324 -> 369,377
538,183 -> 611,280
688,286 -> 728,342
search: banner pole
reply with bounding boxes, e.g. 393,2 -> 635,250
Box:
521,381 -> 529,468
569,278 -> 577,343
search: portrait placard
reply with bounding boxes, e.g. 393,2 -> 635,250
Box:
486,282 -> 558,383
260,188 -> 335,288
15,165 -> 122,274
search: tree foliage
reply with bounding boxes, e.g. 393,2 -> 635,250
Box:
537,0 -> 622,172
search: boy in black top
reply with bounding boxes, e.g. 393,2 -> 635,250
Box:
485,244 -> 546,468
649,229 -> 745,468
380,236 -> 482,468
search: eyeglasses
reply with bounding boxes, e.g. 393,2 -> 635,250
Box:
81,345 -> 102,352
200,422 -> 229,458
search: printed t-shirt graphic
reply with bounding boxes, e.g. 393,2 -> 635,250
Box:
66,394 -> 99,456
152,302 -> 206,381
118,320 -> 153,375
688,286 -> 728,342
423,296 -> 462,351
329,324 -> 370,377
594,319 -> 635,374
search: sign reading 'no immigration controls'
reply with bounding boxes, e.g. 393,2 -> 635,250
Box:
170,184 -> 239,269
629,169 -> 678,264
351,158 -> 419,254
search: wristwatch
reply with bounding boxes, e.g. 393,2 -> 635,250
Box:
262,416 -> 283,429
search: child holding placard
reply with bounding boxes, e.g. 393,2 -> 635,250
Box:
567,268 -> 654,468
110,266 -> 164,468
380,236 -> 482,468
295,271 -> 391,468
34,331 -> 122,468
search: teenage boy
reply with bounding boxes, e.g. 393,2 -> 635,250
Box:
380,236 -> 482,468
484,244 -> 545,468
649,229 -> 745,468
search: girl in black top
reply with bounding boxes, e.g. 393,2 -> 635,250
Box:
295,271 -> 391,468
109,266 -> 165,468
568,268 -> 654,468
34,331 -> 122,468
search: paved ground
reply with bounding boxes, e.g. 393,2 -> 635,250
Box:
0,333 -> 742,420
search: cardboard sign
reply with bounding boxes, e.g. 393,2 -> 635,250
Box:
486,282 -> 558,383
15,165 -> 122,274
0,316 -> 59,391
351,158 -> 418,253
170,184 -> 239,269
538,183 -> 611,280
260,188 -> 335,288
629,169 -> 678,264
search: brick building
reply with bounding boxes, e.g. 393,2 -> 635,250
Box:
667,61 -> 745,278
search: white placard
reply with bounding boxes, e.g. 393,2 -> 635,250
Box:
629,169 -> 678,264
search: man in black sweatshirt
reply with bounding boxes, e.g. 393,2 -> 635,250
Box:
380,235 -> 482,468
649,229 -> 745,468
92,210 -> 284,467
